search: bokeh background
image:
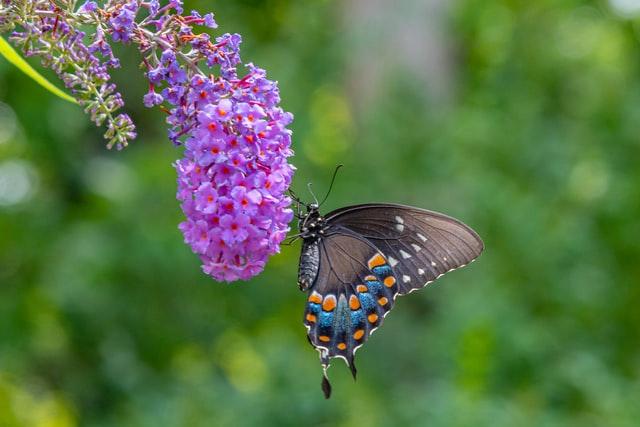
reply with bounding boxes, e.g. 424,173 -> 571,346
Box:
2,0 -> 640,425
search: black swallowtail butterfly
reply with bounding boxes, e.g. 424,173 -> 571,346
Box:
290,167 -> 484,398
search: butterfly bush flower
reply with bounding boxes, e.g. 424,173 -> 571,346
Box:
3,0 -> 135,149
0,0 -> 295,281
173,73 -> 295,281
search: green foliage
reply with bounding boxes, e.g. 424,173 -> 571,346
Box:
1,0 -> 640,426
0,36 -> 77,104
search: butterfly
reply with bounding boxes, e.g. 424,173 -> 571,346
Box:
289,167 -> 484,398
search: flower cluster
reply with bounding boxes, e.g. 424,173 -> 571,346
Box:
4,0 -> 135,149
136,5 -> 294,281
174,70 -> 294,281
0,0 -> 295,281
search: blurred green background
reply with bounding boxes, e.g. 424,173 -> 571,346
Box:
2,0 -> 640,425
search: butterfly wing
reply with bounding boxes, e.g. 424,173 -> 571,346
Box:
303,229 -> 400,396
325,203 -> 483,295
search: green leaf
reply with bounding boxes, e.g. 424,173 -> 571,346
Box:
0,36 -> 77,104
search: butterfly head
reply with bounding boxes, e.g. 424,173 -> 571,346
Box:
290,165 -> 343,239
299,204 -> 326,241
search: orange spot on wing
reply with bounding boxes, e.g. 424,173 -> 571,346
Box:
367,253 -> 386,269
349,295 -> 361,310
306,314 -> 316,323
319,335 -> 331,343
308,292 -> 322,304
353,329 -> 365,340
378,297 -> 389,306
364,275 -> 377,282
322,295 -> 337,312
356,285 -> 368,293
337,343 -> 347,350
384,276 -> 396,287
368,314 -> 379,323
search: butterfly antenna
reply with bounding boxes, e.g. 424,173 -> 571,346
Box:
307,182 -> 319,206
319,164 -> 343,207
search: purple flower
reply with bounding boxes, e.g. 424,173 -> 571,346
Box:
168,0 -> 184,14
166,62 -> 187,84
220,213 -> 251,244
77,1 -> 98,14
196,139 -> 227,166
203,13 -> 218,29
109,1 -> 138,43
147,65 -> 165,84
195,182 -> 218,214
143,89 -> 163,107
214,99 -> 233,120
235,102 -> 266,129
148,0 -> 161,15
231,185 -> 262,215
181,219 -> 211,254
189,10 -> 218,29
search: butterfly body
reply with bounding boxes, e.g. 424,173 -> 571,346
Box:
297,204 -> 325,291
295,202 -> 484,398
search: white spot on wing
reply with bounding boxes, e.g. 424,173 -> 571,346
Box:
431,261 -> 437,267
395,215 -> 404,224
388,256 -> 399,267
418,268 -> 425,275
400,250 -> 412,259
443,257 -> 448,261
402,275 -> 411,283
403,258 -> 480,295
395,223 -> 405,232
417,233 -> 428,242
411,243 -> 421,252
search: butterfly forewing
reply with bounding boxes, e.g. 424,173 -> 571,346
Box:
325,204 -> 484,294
303,230 -> 399,375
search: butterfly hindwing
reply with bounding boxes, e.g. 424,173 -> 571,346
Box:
303,231 -> 398,383
326,204 -> 484,295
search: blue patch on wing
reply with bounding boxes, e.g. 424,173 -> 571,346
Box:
365,280 -> 384,297
307,302 -> 321,315
372,265 -> 393,278
319,311 -> 333,328
350,309 -> 365,326
358,292 -> 376,312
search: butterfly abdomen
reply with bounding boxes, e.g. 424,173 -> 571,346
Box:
298,240 -> 320,291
